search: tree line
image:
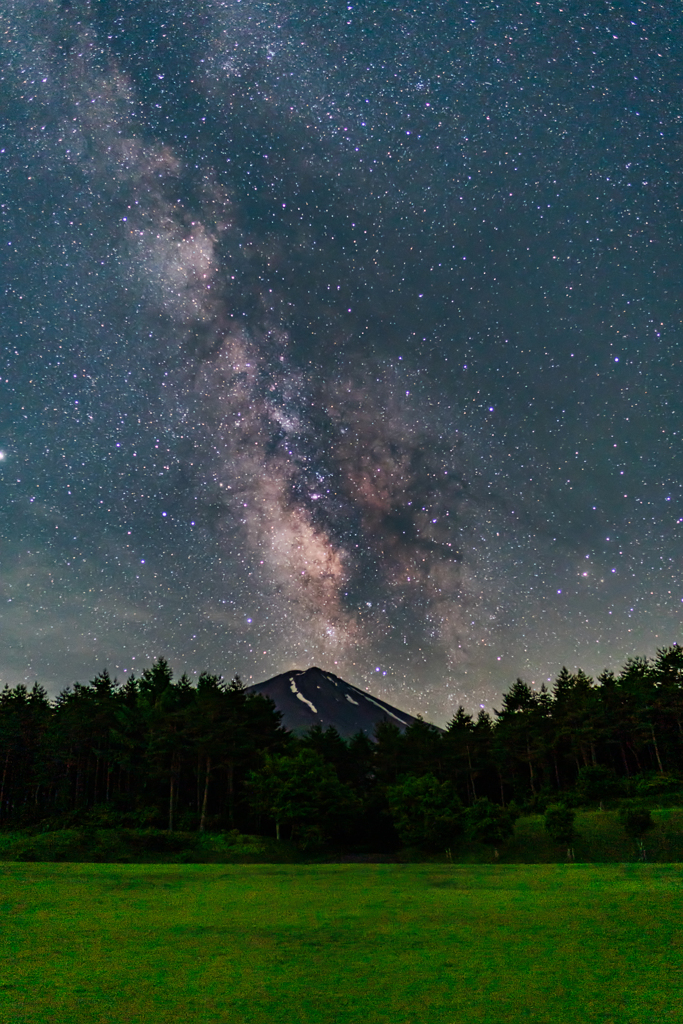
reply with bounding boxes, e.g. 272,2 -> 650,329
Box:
1,645 -> 682,851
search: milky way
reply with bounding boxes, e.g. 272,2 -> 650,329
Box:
1,1 -> 681,722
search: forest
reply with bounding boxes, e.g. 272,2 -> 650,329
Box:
1,645 -> 682,852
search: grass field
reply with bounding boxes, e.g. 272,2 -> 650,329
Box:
2,863 -> 682,1024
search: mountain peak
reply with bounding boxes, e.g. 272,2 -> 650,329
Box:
247,666 -> 429,739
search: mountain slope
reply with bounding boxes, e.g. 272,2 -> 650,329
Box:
247,666 -> 428,739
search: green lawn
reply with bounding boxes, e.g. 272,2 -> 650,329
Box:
1,863 -> 682,1024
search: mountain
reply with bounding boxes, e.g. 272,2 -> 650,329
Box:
246,666 -> 430,739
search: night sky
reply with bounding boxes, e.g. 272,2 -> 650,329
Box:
1,0 -> 681,724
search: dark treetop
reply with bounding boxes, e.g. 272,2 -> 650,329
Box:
1,645 -> 682,847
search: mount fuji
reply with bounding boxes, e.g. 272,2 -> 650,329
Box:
247,666 -> 431,739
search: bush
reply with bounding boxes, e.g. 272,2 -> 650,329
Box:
519,791 -> 552,816
10,830 -> 87,862
247,748 -> 358,849
122,829 -> 197,854
544,804 -> 577,847
634,773 -> 683,798
618,807 -> 655,841
575,765 -> 624,804
465,798 -> 515,851
386,774 -> 464,851
618,807 -> 656,861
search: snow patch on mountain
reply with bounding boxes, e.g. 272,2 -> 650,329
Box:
289,677 -> 317,714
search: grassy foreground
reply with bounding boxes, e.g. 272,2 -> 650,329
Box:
2,863 -> 682,1024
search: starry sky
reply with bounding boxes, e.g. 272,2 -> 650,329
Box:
1,0 -> 681,724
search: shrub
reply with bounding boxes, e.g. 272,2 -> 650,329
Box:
575,765 -> 624,804
123,829 -> 196,854
464,798 -> 515,851
618,807 -> 655,841
386,774 -> 464,851
618,807 -> 656,861
247,748 -> 358,849
544,804 -> 577,847
634,773 -> 683,798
